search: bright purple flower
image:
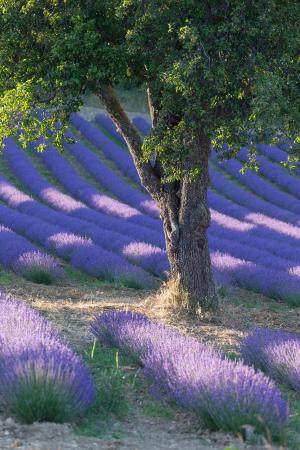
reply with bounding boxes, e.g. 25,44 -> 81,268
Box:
91,310 -> 288,437
13,251 -> 63,283
241,328 -> 300,391
0,225 -> 63,282
0,292 -> 96,422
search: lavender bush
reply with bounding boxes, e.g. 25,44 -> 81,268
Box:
0,293 -> 96,422
13,251 -> 63,284
241,328 -> 300,391
0,225 -> 63,283
91,310 -> 289,438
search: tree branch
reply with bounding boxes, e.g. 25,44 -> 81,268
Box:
96,83 -> 162,199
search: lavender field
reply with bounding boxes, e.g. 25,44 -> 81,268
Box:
0,112 -> 300,304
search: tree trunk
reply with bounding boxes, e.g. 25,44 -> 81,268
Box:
158,131 -> 218,312
96,84 -> 218,313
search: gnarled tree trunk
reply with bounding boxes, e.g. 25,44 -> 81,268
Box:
159,130 -> 217,311
96,84 -> 218,312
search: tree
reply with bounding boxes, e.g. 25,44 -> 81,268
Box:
0,0 -> 299,312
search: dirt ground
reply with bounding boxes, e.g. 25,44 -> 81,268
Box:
0,279 -> 298,450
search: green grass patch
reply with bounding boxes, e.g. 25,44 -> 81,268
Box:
75,341 -> 176,439
65,265 -> 155,291
75,343 -> 130,438
279,388 -> 300,449
6,378 -> 78,424
0,268 -> 16,285
23,269 -> 55,285
140,398 -> 174,419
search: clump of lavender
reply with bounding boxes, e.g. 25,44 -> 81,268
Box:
91,310 -> 288,439
13,251 -> 64,284
241,328 -> 300,391
0,293 -> 96,423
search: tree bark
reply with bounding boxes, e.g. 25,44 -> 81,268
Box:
96,84 -> 218,312
159,131 -> 218,311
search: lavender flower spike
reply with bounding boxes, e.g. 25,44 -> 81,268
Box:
0,292 -> 96,423
241,328 -> 300,391
91,310 -> 289,438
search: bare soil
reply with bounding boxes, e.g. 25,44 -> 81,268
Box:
0,279 -> 297,450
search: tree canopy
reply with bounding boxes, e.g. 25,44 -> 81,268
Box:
0,0 -> 299,176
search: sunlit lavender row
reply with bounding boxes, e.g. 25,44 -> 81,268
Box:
91,310 -> 288,438
0,292 -> 95,422
242,328 -> 300,392
0,225 -> 63,283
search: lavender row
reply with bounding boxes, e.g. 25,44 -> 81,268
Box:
211,251 -> 300,305
95,113 -> 126,145
209,233 -> 300,276
208,191 -> 300,246
0,293 -> 95,422
132,116 -> 152,136
38,140 -> 161,231
0,176 -> 168,277
3,139 -> 165,248
212,155 -> 300,217
209,162 -> 299,226
257,143 -> 289,164
97,113 -> 152,139
210,210 -> 300,262
65,130 -> 160,219
242,328 -> 300,392
0,203 -> 152,287
238,148 -> 300,200
91,310 -> 288,438
71,113 -> 141,185
0,224 -> 63,283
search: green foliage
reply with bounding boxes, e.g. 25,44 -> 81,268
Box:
19,267 -> 57,284
77,341 -> 177,439
7,377 -> 76,424
76,343 -> 129,437
83,343 -> 129,418
0,0 -> 299,178
0,268 -> 15,285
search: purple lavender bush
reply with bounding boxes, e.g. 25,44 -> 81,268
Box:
13,251 -> 63,284
91,310 -> 288,438
241,328 -> 300,391
0,293 -> 96,423
0,225 -> 63,284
